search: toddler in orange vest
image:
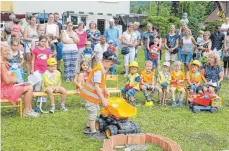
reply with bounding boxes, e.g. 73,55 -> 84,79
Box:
187,60 -> 203,102
80,50 -> 117,139
170,61 -> 186,107
140,61 -> 155,106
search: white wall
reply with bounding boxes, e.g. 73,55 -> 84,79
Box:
13,1 -> 130,15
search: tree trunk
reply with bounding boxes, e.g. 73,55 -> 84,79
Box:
157,1 -> 160,16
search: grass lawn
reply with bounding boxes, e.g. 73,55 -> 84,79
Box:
1,49 -> 229,151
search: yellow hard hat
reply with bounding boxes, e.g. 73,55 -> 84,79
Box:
129,61 -> 139,68
47,58 -> 57,66
190,60 -> 201,67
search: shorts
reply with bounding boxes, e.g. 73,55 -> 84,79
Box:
223,56 -> 229,68
24,41 -> 32,53
85,101 -> 100,121
171,87 -> 185,92
181,52 -> 193,64
121,88 -> 137,97
165,49 -> 177,62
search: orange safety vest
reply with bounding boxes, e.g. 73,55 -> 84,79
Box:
80,64 -> 106,104
140,70 -> 154,84
188,71 -> 202,85
170,71 -> 185,87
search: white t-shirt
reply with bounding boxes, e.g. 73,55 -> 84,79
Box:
122,31 -> 137,47
221,23 -> 229,35
94,43 -> 108,63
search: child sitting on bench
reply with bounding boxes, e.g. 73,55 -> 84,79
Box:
42,58 -> 68,113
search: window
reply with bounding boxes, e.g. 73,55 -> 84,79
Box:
97,19 -> 105,35
71,16 -> 78,25
81,17 -> 86,26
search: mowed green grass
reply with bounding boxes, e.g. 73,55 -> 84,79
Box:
1,49 -> 229,151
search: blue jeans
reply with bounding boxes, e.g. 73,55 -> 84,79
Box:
150,59 -> 158,68
177,48 -> 182,61
121,88 -> 137,97
181,52 -> 193,64
144,49 -> 149,61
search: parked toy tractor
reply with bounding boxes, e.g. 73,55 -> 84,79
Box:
96,98 -> 140,138
189,93 -> 222,113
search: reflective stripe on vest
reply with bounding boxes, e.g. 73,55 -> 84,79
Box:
80,64 -> 106,104
170,71 -> 185,87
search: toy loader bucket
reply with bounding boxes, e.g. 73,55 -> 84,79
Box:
102,97 -> 136,119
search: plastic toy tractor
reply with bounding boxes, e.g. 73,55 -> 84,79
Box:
96,97 -> 140,138
190,93 -> 222,113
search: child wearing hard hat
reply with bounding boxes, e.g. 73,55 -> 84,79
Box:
121,61 -> 140,106
140,61 -> 155,106
80,50 -> 117,139
187,60 -> 203,102
42,58 -> 68,113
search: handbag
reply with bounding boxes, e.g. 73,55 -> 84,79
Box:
121,46 -> 130,55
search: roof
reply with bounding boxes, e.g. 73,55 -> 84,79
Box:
204,3 -> 226,23
118,14 -> 147,26
1,13 -> 25,22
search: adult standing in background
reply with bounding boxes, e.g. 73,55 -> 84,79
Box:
133,22 -> 141,60
221,17 -> 229,36
86,21 -> 101,50
20,12 -> 32,33
23,16 -> 38,75
210,25 -> 225,58
76,22 -> 87,72
164,24 -> 179,64
61,22 -> 79,82
104,18 -> 120,57
141,22 -> 153,61
45,13 -> 59,39
94,35 -> 108,64
54,12 -> 63,72
54,12 -> 63,36
122,22 -> 137,77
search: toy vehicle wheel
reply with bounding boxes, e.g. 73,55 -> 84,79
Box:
210,108 -> 217,113
95,118 -> 106,132
105,125 -> 118,138
192,108 -> 200,113
132,123 -> 140,133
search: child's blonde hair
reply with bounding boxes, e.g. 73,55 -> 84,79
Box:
145,60 -> 153,66
173,61 -> 182,70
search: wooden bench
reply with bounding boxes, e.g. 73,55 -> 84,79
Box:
33,90 -> 78,113
1,98 -> 23,118
33,90 -> 77,97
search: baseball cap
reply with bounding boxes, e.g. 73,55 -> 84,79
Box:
103,50 -> 118,64
163,62 -> 170,67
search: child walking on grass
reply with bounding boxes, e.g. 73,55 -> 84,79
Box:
42,58 -> 68,113
80,50 -> 117,139
73,59 -> 91,93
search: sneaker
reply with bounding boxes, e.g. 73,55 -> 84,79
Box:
158,101 -> 162,106
84,126 -> 91,134
89,132 -> 106,139
49,105 -> 55,113
178,101 -> 184,107
172,102 -> 177,107
60,105 -> 68,112
23,111 -> 39,118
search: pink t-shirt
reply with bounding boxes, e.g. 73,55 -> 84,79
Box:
33,47 -> 52,73
77,31 -> 87,49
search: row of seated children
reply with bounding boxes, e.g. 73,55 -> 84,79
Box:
120,60 -> 217,107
